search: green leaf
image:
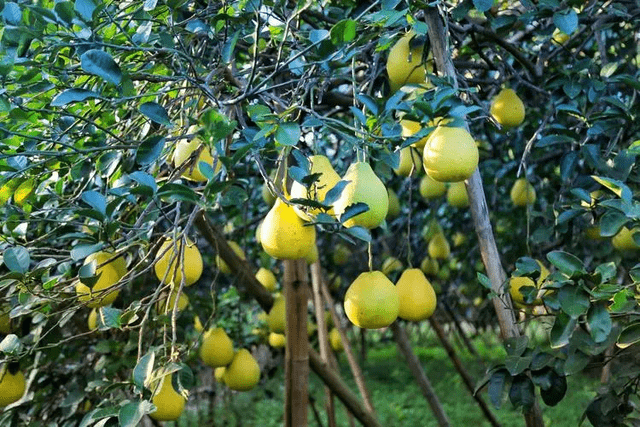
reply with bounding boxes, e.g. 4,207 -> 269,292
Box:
119,401 -> 153,427
591,175 -> 632,201
70,243 -> 103,261
587,302 -> 612,343
558,285 -> 590,318
509,375 -> 535,410
344,226 -> 371,243
80,49 -> 123,85
563,348 -> 590,375
0,334 -> 21,354
553,9 -> 578,35
488,369 -> 510,410
81,191 -> 107,216
323,180 -> 349,206
477,272 -> 492,290
51,89 -> 100,107
143,0 -> 158,11
617,322 -> 640,349
599,211 -> 628,237
472,0 -> 494,12
600,62 -> 619,78
275,122 -> 301,146
74,0 -> 97,21
550,312 -> 577,348
100,307 -> 122,329
3,3 -> 22,25
135,136 -> 165,166
139,102 -> 171,126
340,202 -> 369,223
157,183 -> 199,203
133,351 -> 155,389
3,246 -> 30,274
504,336 -> 529,357
505,355 -> 533,376
546,251 -> 585,276
330,19 -> 357,45
54,1 -> 75,26
539,370 -> 567,407
129,171 -> 158,194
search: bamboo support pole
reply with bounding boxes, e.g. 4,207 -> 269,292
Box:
284,259 -> 310,427
390,321 -> 451,427
320,280 -> 376,416
194,213 -> 382,427
429,317 -> 501,427
424,7 -> 545,426
310,261 -> 337,427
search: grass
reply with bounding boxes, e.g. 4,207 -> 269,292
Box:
175,328 -> 599,427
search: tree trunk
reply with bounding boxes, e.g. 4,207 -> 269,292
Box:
390,321 -> 450,427
194,213 -> 382,427
284,259 -> 309,427
424,7 -> 545,427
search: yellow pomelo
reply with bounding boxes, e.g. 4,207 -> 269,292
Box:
452,232 -> 467,247
510,178 -> 536,207
256,268 -> 278,292
401,120 -> 428,151
612,227 -> 640,251
158,291 -> 189,314
394,147 -> 422,177
396,268 -> 437,321
334,162 -> 389,229
423,126 -> 479,182
88,308 -> 98,331
262,184 -> 276,206
173,127 -> 220,182
223,349 -> 261,392
267,294 -> 286,333
509,260 -> 550,306
0,311 -> 11,335
420,257 -> 439,277
344,271 -> 399,329
332,244 -> 351,266
261,198 -> 316,260
214,367 -> 226,383
329,328 -> 343,352
305,244 -> 319,264
290,155 -> 341,220
428,233 -> 450,260
446,182 -> 469,208
200,327 -> 234,367
490,88 -> 525,128
75,269 -> 120,308
215,241 -> 245,274
585,226 -> 604,240
387,188 -> 400,220
0,367 -> 25,407
381,257 -> 403,276
194,315 -> 204,332
85,251 -> 127,278
154,237 -> 203,286
268,332 -> 286,348
150,373 -> 186,421
387,31 -> 428,92
552,28 -> 570,44
419,175 -> 446,200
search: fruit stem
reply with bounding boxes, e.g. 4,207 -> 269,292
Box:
368,242 -> 373,272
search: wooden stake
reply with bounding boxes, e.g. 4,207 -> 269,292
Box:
284,259 -> 309,427
429,317 -> 501,427
310,261 -> 337,427
194,214 -> 382,427
390,321 -> 451,427
424,7 -> 545,426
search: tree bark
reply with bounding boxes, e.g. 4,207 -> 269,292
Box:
194,213 -> 382,427
429,317 -> 501,427
424,7 -> 545,427
390,321 -> 450,427
284,259 -> 309,427
310,261 -> 337,427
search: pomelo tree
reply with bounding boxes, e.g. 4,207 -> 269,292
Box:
1,0 -> 639,426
